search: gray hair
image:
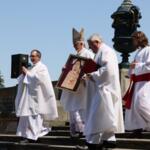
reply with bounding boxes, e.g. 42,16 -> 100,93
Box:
87,34 -> 103,43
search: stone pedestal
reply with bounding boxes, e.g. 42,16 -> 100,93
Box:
120,68 -> 130,98
119,67 -> 130,119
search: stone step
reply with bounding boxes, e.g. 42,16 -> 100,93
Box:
116,138 -> 150,149
116,132 -> 150,139
48,130 -> 150,139
0,134 -> 150,149
0,141 -> 77,150
113,149 -> 144,150
0,141 -> 142,150
52,126 -> 70,131
0,141 -> 147,150
0,135 -> 85,146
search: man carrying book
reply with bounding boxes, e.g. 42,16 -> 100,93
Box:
60,28 -> 94,138
84,34 -> 124,150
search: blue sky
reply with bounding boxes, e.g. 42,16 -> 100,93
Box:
0,0 -> 149,87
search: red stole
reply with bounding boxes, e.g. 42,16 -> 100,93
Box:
123,73 -> 150,109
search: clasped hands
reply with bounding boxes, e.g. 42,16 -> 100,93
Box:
82,73 -> 94,82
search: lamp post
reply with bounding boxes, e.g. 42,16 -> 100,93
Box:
111,0 -> 141,68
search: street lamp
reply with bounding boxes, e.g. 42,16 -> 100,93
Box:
111,0 -> 141,68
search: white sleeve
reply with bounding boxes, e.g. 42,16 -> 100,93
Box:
90,51 -> 114,87
134,49 -> 150,75
26,65 -> 49,85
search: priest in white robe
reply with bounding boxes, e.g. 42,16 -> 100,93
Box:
15,49 -> 58,142
60,28 -> 94,137
84,34 -> 124,150
124,31 -> 150,136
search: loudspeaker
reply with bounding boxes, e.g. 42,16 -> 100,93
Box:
11,54 -> 29,78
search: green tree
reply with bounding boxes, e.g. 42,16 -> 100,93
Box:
0,71 -> 4,88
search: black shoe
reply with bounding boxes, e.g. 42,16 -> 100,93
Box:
28,139 -> 37,143
130,129 -> 143,138
70,133 -> 80,139
78,132 -> 85,138
70,132 -> 84,139
96,144 -> 103,150
102,140 -> 116,148
86,142 -> 103,150
20,139 -> 30,143
20,138 -> 36,143
76,145 -> 88,150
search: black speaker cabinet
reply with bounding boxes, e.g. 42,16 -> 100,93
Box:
11,54 -> 29,78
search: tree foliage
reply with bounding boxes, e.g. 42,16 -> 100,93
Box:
0,71 -> 4,88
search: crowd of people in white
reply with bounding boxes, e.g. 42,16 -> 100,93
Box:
15,28 -> 150,150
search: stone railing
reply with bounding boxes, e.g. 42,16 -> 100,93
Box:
0,81 -> 68,133
0,86 -> 17,133
0,81 -> 62,114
